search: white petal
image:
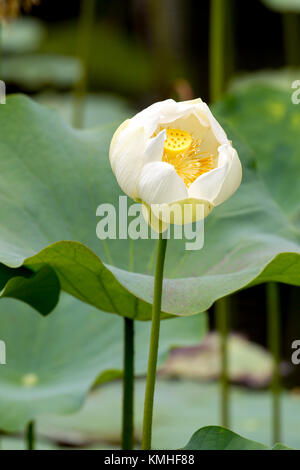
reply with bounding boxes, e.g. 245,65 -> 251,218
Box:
126,98 -> 221,142
188,145 -> 231,202
137,161 -> 188,205
109,119 -> 130,164
144,129 -> 166,164
129,99 -> 177,138
188,166 -> 229,202
112,126 -> 146,199
213,146 -> 242,206
198,102 -> 228,145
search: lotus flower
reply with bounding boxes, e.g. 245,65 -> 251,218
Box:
110,98 -> 242,229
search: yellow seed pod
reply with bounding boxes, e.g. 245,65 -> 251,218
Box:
163,128 -> 192,158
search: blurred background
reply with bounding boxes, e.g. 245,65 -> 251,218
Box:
0,0 -> 299,450
3,0 -> 295,102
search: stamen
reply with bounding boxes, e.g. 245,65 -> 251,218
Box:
162,128 -> 215,187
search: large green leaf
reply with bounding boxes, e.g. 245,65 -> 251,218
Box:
0,265 -> 60,315
215,85 -> 300,233
35,93 -> 132,129
0,295 -> 206,432
183,426 -> 286,450
37,380 -> 300,450
262,0 -> 300,12
230,68 -> 300,94
0,94 -> 299,318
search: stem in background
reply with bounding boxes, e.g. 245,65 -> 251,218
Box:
215,297 -> 230,428
122,317 -> 135,450
73,0 -> 96,128
142,232 -> 168,450
148,0 -> 175,97
210,0 -> 233,430
267,282 -> 281,445
26,421 -> 35,450
282,13 -> 299,67
209,0 -> 226,102
225,0 -> 236,84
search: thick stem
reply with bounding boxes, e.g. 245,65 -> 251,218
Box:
26,421 -> 35,450
210,0 -> 226,102
216,297 -> 230,428
267,282 -> 281,445
73,0 -> 96,128
142,233 -> 167,450
122,317 -> 135,450
283,13 -> 299,67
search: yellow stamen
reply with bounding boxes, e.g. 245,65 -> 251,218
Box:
162,128 -> 215,188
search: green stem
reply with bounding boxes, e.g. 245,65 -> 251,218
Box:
148,0 -> 174,96
142,233 -> 168,450
73,0 -> 96,128
210,0 -> 226,102
26,421 -> 35,450
122,317 -> 135,450
282,13 -> 299,67
267,282 -> 281,445
216,297 -> 230,428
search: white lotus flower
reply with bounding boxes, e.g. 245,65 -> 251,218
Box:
110,98 -> 242,230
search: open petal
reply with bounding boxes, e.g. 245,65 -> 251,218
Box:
188,143 -> 241,205
213,146 -> 242,206
109,119 -> 130,168
198,102 -> 228,145
127,98 -> 219,142
188,147 -> 231,202
129,99 -> 178,138
144,129 -> 166,164
138,161 -> 188,206
111,126 -> 146,199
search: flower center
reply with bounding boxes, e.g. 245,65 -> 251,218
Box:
162,128 -> 215,188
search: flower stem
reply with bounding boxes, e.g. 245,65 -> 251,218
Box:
282,13 -> 299,67
210,0 -> 226,102
142,232 -> 167,450
73,0 -> 96,128
122,317 -> 135,450
26,420 -> 35,450
215,296 -> 230,428
267,282 -> 281,445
